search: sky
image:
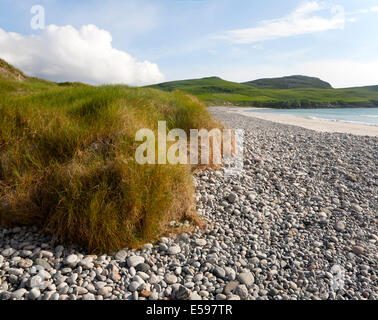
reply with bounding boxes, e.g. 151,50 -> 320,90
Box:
0,0 -> 378,88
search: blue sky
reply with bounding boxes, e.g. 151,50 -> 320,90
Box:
1,0 -> 378,87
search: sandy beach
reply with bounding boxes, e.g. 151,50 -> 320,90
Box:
226,107 -> 378,137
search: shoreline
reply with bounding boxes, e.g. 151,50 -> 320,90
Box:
213,106 -> 378,137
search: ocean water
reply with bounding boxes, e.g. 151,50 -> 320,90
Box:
248,107 -> 378,126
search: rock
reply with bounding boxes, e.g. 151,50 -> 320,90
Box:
35,258 -> 52,270
234,284 -> 248,299
98,286 -> 112,296
127,256 -> 145,268
194,239 -> 207,247
129,281 -> 141,292
94,281 -> 107,290
76,287 -> 88,295
237,272 -> 254,286
149,292 -> 159,300
140,290 -> 152,298
334,221 -> 346,232
79,257 -> 94,269
216,294 -> 227,300
352,246 -> 365,255
190,292 -> 202,300
115,250 -> 127,261
193,274 -> 203,282
0,292 -> 11,300
109,265 -> 121,282
1,248 -> 15,257
64,254 -> 79,267
38,270 -> 51,280
168,246 -> 181,255
29,275 -> 43,288
165,274 -> 178,285
289,281 -> 298,290
143,244 -> 153,250
135,263 -> 150,272
11,288 -> 27,299
351,204 -> 363,213
224,281 -> 239,295
318,212 -> 328,223
227,192 -> 237,203
82,293 -> 96,300
269,288 -> 278,296
159,243 -> 168,251
7,268 -> 23,276
213,267 -> 226,279
175,285 -> 191,300
175,267 -> 182,275
18,258 -> 33,269
28,288 -> 41,300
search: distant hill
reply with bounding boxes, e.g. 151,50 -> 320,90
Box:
149,76 -> 251,93
242,75 -> 333,89
148,76 -> 378,108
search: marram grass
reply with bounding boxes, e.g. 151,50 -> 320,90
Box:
0,74 -> 220,252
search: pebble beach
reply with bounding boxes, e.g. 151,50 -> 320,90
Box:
0,107 -> 377,301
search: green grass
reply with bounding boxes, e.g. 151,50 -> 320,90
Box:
148,77 -> 378,108
0,61 -> 220,252
242,75 -> 332,89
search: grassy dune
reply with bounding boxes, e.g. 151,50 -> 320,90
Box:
148,77 -> 378,108
0,60 -> 219,252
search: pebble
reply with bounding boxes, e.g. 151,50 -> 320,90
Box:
64,254 -> 79,267
213,267 -> 226,279
28,288 -> 41,300
165,274 -> 178,285
352,246 -> 365,255
334,221 -> 346,232
127,256 -> 145,268
168,246 -> 181,255
237,272 -> 255,287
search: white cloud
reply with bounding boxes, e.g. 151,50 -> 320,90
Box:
0,24 -> 164,86
371,6 -> 378,12
215,1 -> 345,44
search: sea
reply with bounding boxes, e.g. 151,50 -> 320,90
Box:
248,107 -> 378,126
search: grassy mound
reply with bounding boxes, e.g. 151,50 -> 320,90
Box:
0,69 -> 220,252
0,58 -> 27,81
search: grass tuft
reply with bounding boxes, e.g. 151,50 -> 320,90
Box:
0,71 -> 220,252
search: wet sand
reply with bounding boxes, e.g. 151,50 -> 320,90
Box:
224,107 -> 378,137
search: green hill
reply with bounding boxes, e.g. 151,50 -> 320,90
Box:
242,75 -> 333,89
0,59 -> 219,252
148,76 -> 378,108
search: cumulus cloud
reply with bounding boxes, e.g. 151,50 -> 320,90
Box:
0,24 -> 164,86
215,1 -> 345,44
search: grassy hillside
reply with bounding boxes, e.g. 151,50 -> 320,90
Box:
242,75 -> 332,89
149,77 -> 378,108
0,59 -> 220,252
